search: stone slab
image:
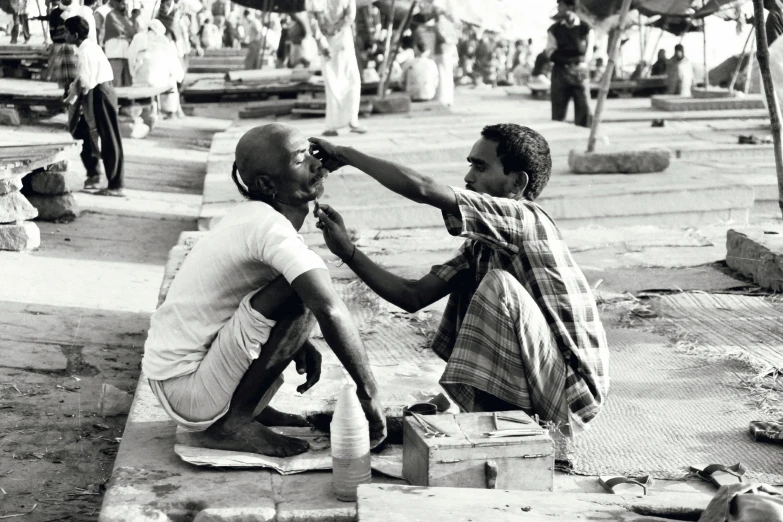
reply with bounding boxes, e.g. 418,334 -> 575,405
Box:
0,175 -> 23,195
357,485 -> 711,522
26,193 -> 80,222
651,94 -> 765,111
726,227 -> 783,291
29,169 -> 84,195
45,160 -> 69,173
0,340 -> 68,371
568,149 -> 670,174
0,107 -> 21,126
0,221 -> 40,251
0,190 -> 38,223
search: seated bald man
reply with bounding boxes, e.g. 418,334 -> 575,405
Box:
142,123 -> 386,457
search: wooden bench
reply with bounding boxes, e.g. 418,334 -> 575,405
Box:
0,78 -> 168,138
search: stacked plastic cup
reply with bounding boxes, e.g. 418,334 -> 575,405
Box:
330,384 -> 371,502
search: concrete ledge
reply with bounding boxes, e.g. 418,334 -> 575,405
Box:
568,149 -> 670,174
726,227 -> 783,291
651,94 -> 765,111
691,88 -> 735,99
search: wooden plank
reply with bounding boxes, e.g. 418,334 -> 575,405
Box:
0,142 -> 80,180
357,485 -> 712,522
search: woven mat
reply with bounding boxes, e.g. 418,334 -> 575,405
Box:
656,293 -> 783,371
571,324 -> 783,484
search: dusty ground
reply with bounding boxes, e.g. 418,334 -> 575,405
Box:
0,118 -> 224,521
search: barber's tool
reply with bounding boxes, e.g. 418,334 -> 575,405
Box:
496,415 -> 532,425
483,429 -> 544,438
411,412 -> 448,438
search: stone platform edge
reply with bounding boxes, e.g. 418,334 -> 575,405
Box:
726,226 -> 783,292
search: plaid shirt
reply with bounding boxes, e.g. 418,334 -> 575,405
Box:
430,188 -> 609,429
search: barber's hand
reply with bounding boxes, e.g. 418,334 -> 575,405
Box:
314,203 -> 354,261
359,396 -> 387,449
309,137 -> 346,172
294,341 -> 322,394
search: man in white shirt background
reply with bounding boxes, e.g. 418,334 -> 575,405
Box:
403,40 -> 439,102
141,123 -> 386,456
64,15 -> 125,197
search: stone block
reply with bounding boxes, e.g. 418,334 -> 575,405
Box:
726,227 -> 783,292
0,221 -> 40,251
0,190 -> 38,223
119,117 -> 151,139
46,160 -> 70,173
0,176 -> 23,195
0,107 -> 21,126
568,149 -> 671,174
692,88 -> 735,99
140,104 -> 158,130
29,169 -> 84,195
372,94 -> 411,114
0,340 -> 68,371
26,193 -> 80,222
119,104 -> 144,118
193,508 -> 276,522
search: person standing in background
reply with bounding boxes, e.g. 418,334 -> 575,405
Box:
63,15 -> 125,197
32,0 -> 77,92
545,0 -> 594,128
310,0 -> 366,136
432,0 -> 458,107
104,0 -> 136,86
10,0 -> 30,44
94,0 -> 111,47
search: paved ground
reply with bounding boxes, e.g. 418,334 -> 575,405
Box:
1,88 -> 782,521
0,117 -> 230,521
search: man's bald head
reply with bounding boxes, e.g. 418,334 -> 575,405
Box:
235,123 -> 297,187
231,123 -> 326,206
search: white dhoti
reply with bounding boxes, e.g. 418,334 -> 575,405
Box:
435,44 -> 457,107
322,27 -> 361,131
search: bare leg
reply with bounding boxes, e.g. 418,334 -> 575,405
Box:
190,277 -> 317,457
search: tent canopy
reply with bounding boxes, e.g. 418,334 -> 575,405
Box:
582,0 -> 744,20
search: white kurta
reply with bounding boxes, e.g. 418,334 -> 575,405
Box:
314,0 -> 361,131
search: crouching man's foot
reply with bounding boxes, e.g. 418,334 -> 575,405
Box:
254,406 -> 311,427
192,421 -> 310,457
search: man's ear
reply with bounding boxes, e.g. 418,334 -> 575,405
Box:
252,174 -> 276,198
513,171 -> 529,196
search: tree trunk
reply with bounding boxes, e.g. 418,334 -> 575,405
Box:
752,0 -> 783,219
587,0 -> 633,153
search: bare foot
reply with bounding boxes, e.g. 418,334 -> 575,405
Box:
190,422 -> 310,457
254,406 -> 311,427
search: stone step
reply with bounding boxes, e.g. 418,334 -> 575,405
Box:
651,95 -> 766,111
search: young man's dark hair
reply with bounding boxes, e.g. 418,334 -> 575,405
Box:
84,0 -> 97,7
558,0 -> 576,7
480,123 -> 552,200
64,15 -> 90,41
400,35 -> 413,50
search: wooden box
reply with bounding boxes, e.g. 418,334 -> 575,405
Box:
402,412 -> 554,492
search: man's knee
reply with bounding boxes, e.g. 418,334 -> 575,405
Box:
477,269 -> 519,297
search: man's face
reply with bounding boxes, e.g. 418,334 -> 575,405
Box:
64,28 -> 78,44
269,131 -> 329,204
464,137 -> 519,198
557,2 -> 573,16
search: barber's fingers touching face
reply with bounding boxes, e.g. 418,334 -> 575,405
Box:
313,203 -> 354,261
308,137 -> 347,172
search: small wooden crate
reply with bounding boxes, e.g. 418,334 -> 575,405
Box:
402,412 -> 554,492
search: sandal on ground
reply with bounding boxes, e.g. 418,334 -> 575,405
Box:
689,463 -> 746,488
598,475 -> 653,495
322,129 -> 338,137
96,188 -> 126,198
750,421 -> 783,444
349,125 -> 367,134
84,175 -> 101,189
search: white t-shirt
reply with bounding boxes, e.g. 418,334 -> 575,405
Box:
405,56 -> 439,101
142,201 -> 328,381
76,39 -> 114,90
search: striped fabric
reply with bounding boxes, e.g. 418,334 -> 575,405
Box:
48,43 -> 79,88
429,187 -> 609,430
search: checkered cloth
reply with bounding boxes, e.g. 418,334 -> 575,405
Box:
48,43 -> 79,88
429,188 -> 610,430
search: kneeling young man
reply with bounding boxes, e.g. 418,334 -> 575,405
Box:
310,124 -> 609,433
142,123 -> 386,456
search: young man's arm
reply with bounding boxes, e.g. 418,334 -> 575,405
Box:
289,268 -> 386,444
315,204 -> 458,313
309,138 -> 459,215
